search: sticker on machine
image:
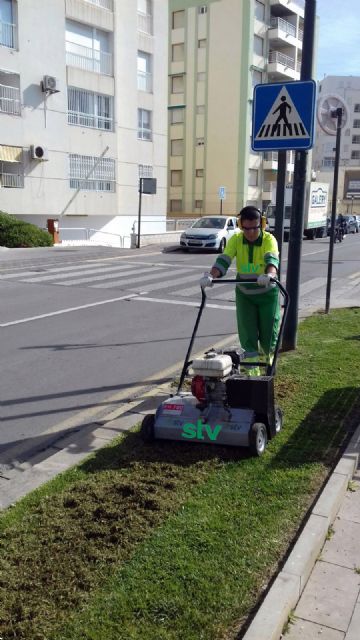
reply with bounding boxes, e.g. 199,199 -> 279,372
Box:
162,403 -> 184,415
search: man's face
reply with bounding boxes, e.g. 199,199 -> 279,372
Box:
240,217 -> 261,243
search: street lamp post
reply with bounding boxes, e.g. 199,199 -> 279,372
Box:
350,195 -> 354,215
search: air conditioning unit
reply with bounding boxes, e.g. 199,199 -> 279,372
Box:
41,75 -> 59,93
30,145 -> 49,161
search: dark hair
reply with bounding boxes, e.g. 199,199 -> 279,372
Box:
238,206 -> 262,222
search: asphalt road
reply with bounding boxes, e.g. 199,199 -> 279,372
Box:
1,234 -> 359,466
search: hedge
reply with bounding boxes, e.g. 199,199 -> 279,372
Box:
0,212 -> 53,248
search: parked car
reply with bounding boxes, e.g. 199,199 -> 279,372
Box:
352,214 -> 360,233
341,215 -> 357,234
180,216 -> 238,252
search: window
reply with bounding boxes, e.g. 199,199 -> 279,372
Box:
137,0 -> 152,35
198,39 -> 206,48
68,87 -> 113,130
196,169 -> 204,177
196,138 -> 205,146
352,135 -> 360,144
354,120 -> 360,128
69,154 -> 115,191
355,104 -> 360,113
255,0 -> 265,21
196,105 -> 205,114
170,199 -> 182,212
65,20 -> 112,76
172,10 -> 185,29
248,169 -> 258,187
137,50 -> 152,92
195,199 -> 203,208
172,43 -> 185,62
0,70 -> 20,115
0,145 -> 24,188
138,108 -> 152,140
0,0 -> 16,49
171,139 -> 184,156
170,108 -> 184,124
171,170 -> 183,186
351,151 -> 360,159
322,157 -> 335,167
172,75 -> 185,94
254,35 -> 264,56
198,6 -> 207,14
252,70 -> 262,88
138,164 -> 153,178
197,72 -> 206,82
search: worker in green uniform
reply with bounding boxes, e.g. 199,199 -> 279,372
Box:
200,206 -> 280,375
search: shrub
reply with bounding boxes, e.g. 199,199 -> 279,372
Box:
0,212 -> 53,248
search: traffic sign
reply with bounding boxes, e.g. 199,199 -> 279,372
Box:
251,80 -> 316,151
218,186 -> 226,200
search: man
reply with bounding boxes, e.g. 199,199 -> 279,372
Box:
200,206 -> 280,375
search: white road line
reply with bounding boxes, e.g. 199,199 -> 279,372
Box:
93,270 -> 198,292
90,267 -> 194,289
349,271 -> 360,280
21,262 -> 151,284
0,294 -> 137,327
300,277 -> 329,296
0,261 -> 117,279
57,265 -> 167,287
132,296 -> 235,311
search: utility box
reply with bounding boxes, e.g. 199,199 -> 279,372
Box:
47,218 -> 60,244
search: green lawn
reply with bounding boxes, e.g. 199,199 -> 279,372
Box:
1,308 -> 359,640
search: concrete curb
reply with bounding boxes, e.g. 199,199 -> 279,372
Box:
242,423 -> 360,640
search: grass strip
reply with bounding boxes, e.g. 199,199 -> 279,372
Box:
1,308 -> 359,640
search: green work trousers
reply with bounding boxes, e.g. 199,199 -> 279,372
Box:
235,287 -> 281,361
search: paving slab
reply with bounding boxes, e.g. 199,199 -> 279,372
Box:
295,561 -> 360,632
285,617 -> 345,639
322,519 -> 360,569
337,481 -> 360,524
345,602 -> 360,640
313,473 -> 349,522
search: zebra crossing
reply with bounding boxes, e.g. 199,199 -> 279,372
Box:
1,258 -> 358,307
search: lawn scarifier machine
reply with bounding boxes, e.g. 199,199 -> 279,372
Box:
140,276 -> 289,456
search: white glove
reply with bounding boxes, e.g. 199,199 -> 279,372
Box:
200,272 -> 214,289
257,273 -> 274,288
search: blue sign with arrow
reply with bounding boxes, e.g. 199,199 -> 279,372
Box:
251,80 -> 316,151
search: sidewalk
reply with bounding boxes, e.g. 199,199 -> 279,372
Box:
243,424 -> 360,640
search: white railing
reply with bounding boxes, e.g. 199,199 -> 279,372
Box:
270,17 -> 296,38
137,12 -> 153,35
0,20 -> 16,49
269,50 -> 296,70
59,227 -> 126,247
298,28 -> 303,40
166,218 -> 197,231
1,173 -> 24,188
84,0 -> 113,10
68,110 -> 113,130
0,84 -> 21,115
137,71 -> 153,92
66,42 -> 113,76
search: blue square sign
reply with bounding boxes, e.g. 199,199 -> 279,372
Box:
251,80 -> 316,151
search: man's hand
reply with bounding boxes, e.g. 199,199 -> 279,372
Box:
257,273 -> 274,288
200,272 -> 214,289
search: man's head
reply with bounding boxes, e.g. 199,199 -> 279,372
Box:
238,206 -> 262,242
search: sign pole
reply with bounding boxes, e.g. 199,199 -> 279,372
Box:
137,178 -> 143,249
325,107 -> 343,314
220,199 -> 223,215
274,150 -> 286,279
282,0 -> 316,351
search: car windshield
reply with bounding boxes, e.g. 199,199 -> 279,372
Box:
191,217 -> 226,229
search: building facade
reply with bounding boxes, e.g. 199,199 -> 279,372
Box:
313,75 -> 360,215
168,0 -> 304,217
0,0 -> 168,246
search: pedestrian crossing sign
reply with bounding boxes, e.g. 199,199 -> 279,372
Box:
251,80 -> 316,151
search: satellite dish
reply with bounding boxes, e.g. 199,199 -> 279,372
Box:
317,94 -> 349,135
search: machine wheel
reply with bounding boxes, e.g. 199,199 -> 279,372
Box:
218,238 -> 226,253
140,414 -> 155,443
249,422 -> 268,456
275,407 -> 283,434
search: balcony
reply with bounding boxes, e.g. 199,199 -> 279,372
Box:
270,0 -> 305,17
84,0 -> 113,9
263,152 -> 278,170
137,11 -> 153,35
0,83 -> 20,115
66,42 -> 113,76
267,50 -> 300,80
0,19 -> 16,49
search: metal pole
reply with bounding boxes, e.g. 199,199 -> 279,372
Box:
282,0 -> 316,351
325,107 -> 342,314
351,196 -> 354,214
220,199 -> 223,215
274,150 -> 287,280
137,178 -> 143,249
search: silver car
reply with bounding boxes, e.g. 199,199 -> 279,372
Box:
180,216 -> 238,252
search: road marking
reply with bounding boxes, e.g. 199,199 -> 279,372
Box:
93,270 -> 198,291
132,296 -> 235,311
20,262 -> 153,283
57,265 -> 166,286
300,277 -> 329,295
349,271 -> 360,280
0,294 -> 137,327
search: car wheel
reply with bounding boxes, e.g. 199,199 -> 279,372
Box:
140,414 -> 155,443
218,238 -> 226,253
249,422 -> 267,456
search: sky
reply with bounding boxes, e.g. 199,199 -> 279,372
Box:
316,0 -> 360,80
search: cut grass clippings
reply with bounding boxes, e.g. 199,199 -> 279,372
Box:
1,308 -> 360,640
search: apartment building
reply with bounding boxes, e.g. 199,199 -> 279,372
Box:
0,0 -> 168,246
168,0 -> 304,216
313,75 -> 360,215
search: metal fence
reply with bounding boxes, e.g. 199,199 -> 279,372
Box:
66,43 -> 113,76
84,0 -> 113,10
1,173 -> 24,188
0,20 -> 16,49
0,83 -> 20,115
59,227 -> 128,248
